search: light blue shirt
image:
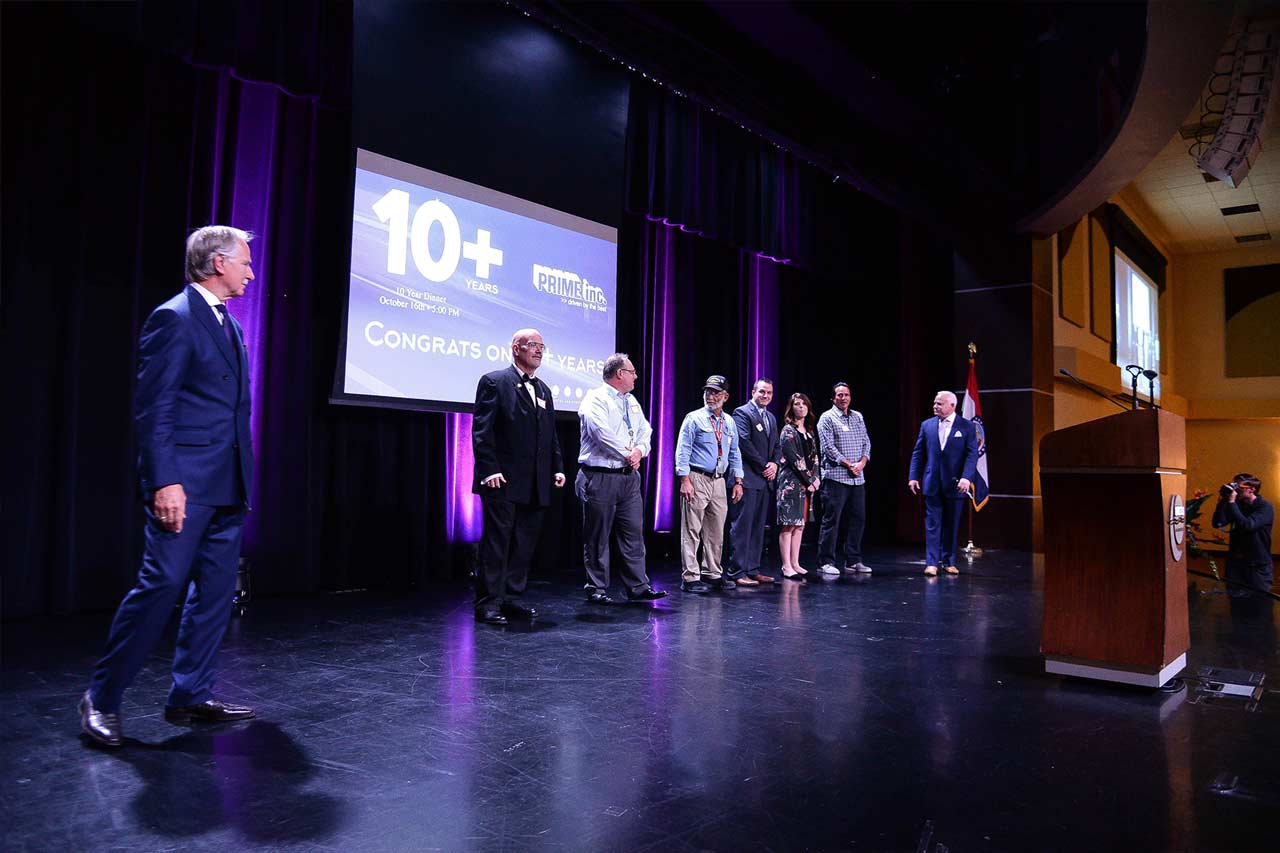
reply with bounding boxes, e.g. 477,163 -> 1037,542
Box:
578,383 -> 652,467
674,406 -> 744,479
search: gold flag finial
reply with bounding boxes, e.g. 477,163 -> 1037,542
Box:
967,341 -> 977,359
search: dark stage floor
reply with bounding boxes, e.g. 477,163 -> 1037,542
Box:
3,547 -> 1278,852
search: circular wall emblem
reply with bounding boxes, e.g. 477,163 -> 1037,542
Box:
1169,494 -> 1186,561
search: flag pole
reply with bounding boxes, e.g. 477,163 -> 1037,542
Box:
963,342 -> 983,558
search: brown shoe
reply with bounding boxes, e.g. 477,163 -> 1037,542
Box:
945,565 -> 960,575
735,574 -> 759,586
750,573 -> 774,584
924,565 -> 938,576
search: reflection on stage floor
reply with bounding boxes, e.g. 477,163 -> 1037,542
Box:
3,547 -> 1277,851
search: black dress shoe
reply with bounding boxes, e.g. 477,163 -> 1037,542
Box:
476,608 -> 508,625
79,690 -> 122,747
501,601 -> 537,620
164,699 -> 256,725
587,590 -> 617,605
709,577 -> 736,590
627,587 -> 668,601
680,580 -> 710,594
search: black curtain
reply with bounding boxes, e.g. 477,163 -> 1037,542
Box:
4,2 -> 570,619
625,79 -> 869,275
3,3 -> 940,619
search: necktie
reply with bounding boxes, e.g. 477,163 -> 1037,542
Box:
620,394 -> 632,429
215,304 -> 236,348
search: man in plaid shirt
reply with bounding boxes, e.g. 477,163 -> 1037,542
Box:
816,382 -> 872,576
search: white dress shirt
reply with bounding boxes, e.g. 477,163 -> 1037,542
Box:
189,281 -> 226,324
578,383 -> 652,467
938,413 -> 955,450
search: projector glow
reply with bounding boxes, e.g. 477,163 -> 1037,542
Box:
339,149 -> 618,413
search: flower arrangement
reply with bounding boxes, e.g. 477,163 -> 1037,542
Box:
1184,489 -> 1228,580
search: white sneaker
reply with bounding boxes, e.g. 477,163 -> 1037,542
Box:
820,564 -> 840,576
853,562 -> 872,574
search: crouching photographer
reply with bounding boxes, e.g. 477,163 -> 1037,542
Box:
1212,474 -> 1275,594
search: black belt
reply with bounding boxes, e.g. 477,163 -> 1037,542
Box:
689,467 -> 725,479
583,465 -> 630,474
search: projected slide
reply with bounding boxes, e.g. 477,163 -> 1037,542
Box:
341,149 -> 618,413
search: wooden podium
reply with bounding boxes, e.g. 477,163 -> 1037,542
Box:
1039,408 -> 1189,687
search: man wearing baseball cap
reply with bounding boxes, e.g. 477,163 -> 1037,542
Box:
674,375 -> 744,593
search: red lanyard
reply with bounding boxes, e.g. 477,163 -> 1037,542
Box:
711,414 -> 724,459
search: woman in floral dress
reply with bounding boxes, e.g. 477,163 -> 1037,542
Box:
776,393 -> 819,579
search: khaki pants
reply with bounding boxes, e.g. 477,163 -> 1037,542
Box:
680,470 -> 728,581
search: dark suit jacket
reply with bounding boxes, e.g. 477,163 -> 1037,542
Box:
136,284 -> 253,507
732,402 -> 780,491
471,365 -> 563,506
908,415 -> 979,498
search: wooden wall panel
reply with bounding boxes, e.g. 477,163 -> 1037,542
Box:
1089,214 -> 1113,343
1058,223 -> 1088,327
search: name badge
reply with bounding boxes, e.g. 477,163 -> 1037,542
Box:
756,423 -> 764,432
537,398 -> 547,409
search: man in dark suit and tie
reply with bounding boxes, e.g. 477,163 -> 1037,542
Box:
80,226 -> 258,747
472,328 -> 565,625
908,390 -> 979,576
726,379 -> 780,585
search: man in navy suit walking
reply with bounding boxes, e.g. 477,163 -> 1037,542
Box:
80,226 -> 258,747
908,391 -> 979,576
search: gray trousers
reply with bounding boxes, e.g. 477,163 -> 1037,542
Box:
577,468 -> 650,594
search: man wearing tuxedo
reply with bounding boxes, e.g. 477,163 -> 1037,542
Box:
908,390 -> 979,576
471,328 -> 565,625
725,379 -> 780,586
80,226 -> 258,748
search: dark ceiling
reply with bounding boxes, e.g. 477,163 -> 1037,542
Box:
517,0 -> 1151,242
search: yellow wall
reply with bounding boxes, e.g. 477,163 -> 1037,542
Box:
1173,244 -> 1280,548
1172,243 -> 1280,406
1050,196 -> 1280,553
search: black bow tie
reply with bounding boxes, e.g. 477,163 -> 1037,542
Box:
519,374 -> 533,384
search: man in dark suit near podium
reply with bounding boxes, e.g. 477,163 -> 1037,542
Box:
726,378 -> 780,585
80,226 -> 258,747
472,328 -> 565,625
908,390 -> 979,576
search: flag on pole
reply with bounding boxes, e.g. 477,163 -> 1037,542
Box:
962,357 -> 990,511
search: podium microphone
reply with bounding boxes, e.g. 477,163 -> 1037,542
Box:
1124,365 -> 1143,410
1142,369 -> 1159,410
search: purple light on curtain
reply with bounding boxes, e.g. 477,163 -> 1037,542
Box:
211,76 -> 284,548
445,413 -> 483,543
643,225 -> 677,533
745,255 -> 780,389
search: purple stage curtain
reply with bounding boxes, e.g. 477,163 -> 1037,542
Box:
623,216 -> 784,534
624,79 -> 863,276
1,3 -> 360,617
444,414 -> 482,544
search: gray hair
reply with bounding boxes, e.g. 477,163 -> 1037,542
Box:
936,390 -> 958,405
186,226 -> 253,283
603,353 -> 631,379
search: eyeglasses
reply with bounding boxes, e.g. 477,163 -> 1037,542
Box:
618,367 -> 638,376
520,342 -> 546,352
